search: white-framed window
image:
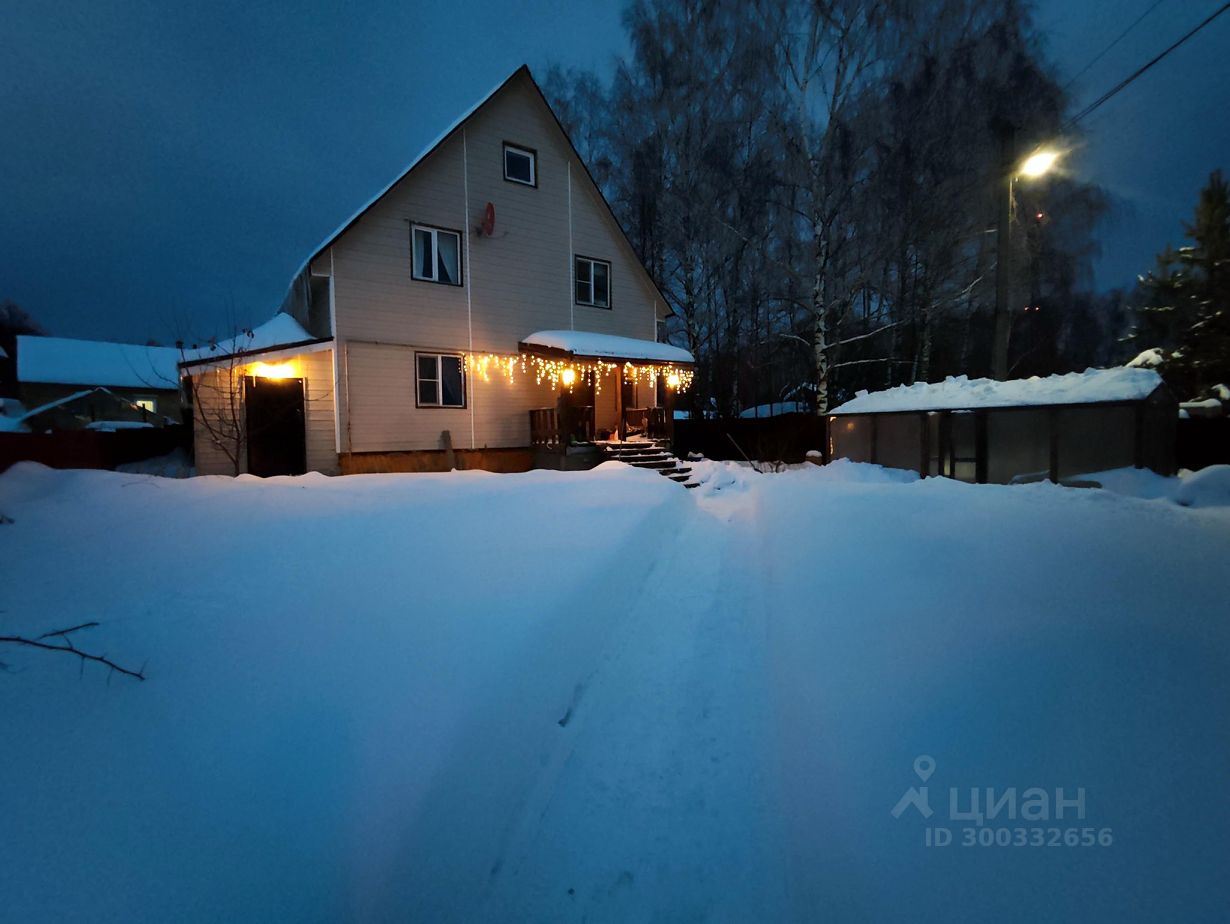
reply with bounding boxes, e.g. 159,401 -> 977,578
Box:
503,142 -> 537,186
411,224 -> 462,285
574,255 -> 611,308
133,397 -> 156,413
416,352 -> 465,408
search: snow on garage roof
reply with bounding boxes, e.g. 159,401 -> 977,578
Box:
520,330 -> 694,364
17,336 -> 180,389
828,367 -> 1165,415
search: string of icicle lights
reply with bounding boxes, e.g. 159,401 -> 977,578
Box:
465,352 -> 694,394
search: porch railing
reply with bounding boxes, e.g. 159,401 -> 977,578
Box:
622,407 -> 670,440
529,406 -> 595,451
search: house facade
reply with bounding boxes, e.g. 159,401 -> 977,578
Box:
185,65 -> 691,477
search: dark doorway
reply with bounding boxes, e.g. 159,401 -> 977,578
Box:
245,376 -> 306,477
556,378 -> 595,443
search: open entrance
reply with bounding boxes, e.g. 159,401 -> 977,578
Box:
245,376 -> 306,477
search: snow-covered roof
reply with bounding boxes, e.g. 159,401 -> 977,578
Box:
17,386 -> 172,426
293,69 -> 521,279
520,330 -> 694,365
829,368 -> 1165,415
17,336 -> 180,389
180,314 -> 316,363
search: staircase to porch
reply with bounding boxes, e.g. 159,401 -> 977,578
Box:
597,439 -> 699,489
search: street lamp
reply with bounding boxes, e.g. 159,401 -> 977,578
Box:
992,139 -> 1062,380
1019,149 -> 1060,179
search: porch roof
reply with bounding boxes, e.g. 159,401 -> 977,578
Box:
519,330 -> 694,365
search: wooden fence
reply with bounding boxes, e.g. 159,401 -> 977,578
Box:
673,414 -> 827,464
0,427 -> 187,473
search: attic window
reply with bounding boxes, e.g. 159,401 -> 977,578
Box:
503,143 -> 536,186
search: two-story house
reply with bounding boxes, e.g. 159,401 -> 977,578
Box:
182,65 -> 693,477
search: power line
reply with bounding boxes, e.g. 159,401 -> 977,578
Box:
1062,0 -> 1167,92
1066,0 -> 1230,128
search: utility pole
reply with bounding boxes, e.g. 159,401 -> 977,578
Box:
991,117 -> 1016,381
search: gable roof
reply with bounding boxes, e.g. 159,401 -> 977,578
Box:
292,65 -> 673,316
17,335 -> 180,389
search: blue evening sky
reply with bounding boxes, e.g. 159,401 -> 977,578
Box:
1,0 -> 1226,342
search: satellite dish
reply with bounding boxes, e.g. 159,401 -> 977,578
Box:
480,202 -> 496,237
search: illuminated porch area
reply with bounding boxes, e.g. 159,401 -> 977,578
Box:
504,330 -> 694,458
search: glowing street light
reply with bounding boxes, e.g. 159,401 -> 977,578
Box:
1019,149 -> 1060,179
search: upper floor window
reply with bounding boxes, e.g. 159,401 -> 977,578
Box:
416,353 -> 466,408
575,255 -> 610,308
503,143 -> 537,187
411,224 -> 462,285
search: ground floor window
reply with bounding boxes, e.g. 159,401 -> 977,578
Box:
416,353 -> 465,408
133,397 -> 156,413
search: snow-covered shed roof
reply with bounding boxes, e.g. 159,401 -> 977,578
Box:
520,330 -> 694,365
17,336 -> 180,389
829,368 -> 1165,415
180,314 -> 318,365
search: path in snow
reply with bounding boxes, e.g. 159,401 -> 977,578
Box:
2,463 -> 1229,922
481,489 -> 790,922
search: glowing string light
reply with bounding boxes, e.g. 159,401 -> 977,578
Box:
465,351 -> 693,393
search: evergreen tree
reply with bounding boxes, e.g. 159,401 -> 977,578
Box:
1132,170 -> 1230,398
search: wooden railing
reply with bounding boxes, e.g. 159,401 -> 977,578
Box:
529,408 -> 561,450
530,406 -> 595,451
622,407 -> 670,440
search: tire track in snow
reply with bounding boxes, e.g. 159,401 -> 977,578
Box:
481,489 -> 790,922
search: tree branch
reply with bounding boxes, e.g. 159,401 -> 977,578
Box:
1,622 -> 146,681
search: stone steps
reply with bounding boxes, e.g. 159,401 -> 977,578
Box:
596,441 -> 699,489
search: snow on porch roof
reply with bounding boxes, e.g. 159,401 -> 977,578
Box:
828,367 -> 1165,415
179,313 -> 319,365
519,330 -> 694,365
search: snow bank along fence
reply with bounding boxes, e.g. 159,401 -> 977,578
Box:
673,413 -> 827,464
829,396 -> 1176,483
0,426 -> 187,474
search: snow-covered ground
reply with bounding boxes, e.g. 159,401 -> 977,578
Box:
1,461 -> 1228,922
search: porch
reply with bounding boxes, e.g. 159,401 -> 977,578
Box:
518,328 -> 694,470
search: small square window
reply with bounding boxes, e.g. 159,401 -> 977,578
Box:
574,256 -> 611,309
416,352 -> 465,408
503,143 -> 536,186
133,397 -> 156,413
411,225 -> 462,285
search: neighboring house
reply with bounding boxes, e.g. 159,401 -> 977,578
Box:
7,387 -> 177,433
828,367 -> 1177,482
16,335 -> 183,425
182,65 -> 693,477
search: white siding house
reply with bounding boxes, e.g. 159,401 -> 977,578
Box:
185,65 -> 691,476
